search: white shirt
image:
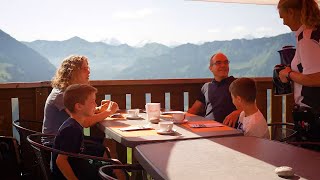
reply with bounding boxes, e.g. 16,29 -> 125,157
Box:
291,25 -> 320,107
237,110 -> 270,139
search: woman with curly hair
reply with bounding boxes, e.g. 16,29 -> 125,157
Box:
42,55 -> 118,134
278,0 -> 320,141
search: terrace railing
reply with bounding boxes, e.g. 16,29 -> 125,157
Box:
0,77 -> 294,136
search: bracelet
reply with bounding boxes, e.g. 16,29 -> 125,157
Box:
286,70 -> 293,81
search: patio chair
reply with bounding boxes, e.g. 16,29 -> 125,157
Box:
13,119 -> 111,179
0,136 -> 22,179
268,122 -> 320,151
12,119 -> 43,178
27,133 -> 122,180
268,122 -> 297,142
99,163 -> 144,180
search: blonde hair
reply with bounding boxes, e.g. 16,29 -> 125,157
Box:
278,0 -> 320,28
51,55 -> 88,91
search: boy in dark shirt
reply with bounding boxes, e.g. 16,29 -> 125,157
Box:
52,84 -> 118,179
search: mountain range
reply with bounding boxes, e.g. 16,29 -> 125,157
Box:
0,29 -> 296,82
0,30 -> 55,82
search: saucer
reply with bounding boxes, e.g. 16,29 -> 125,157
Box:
126,115 -> 143,120
173,119 -> 188,124
156,129 -> 177,135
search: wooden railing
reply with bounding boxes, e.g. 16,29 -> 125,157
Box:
0,77 -> 294,136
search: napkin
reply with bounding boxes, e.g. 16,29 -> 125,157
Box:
189,123 -> 224,128
119,126 -> 154,131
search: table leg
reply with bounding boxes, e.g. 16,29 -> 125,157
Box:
131,149 -> 147,180
115,141 -> 127,164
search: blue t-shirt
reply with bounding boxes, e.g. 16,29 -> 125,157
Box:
198,76 -> 236,122
42,88 -> 69,134
52,117 -> 84,179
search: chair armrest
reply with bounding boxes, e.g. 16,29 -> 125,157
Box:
267,122 -> 295,127
99,164 -> 143,180
27,134 -> 120,164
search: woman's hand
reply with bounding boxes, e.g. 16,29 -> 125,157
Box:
107,101 -> 119,114
279,67 -> 292,83
95,100 -> 111,113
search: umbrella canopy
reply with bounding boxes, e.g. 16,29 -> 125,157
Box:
192,0 -> 320,5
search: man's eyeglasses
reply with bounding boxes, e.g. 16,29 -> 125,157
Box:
211,60 -> 230,66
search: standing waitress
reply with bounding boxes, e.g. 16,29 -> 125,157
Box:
278,0 -> 320,142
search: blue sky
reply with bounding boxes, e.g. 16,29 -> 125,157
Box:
0,0 -> 290,46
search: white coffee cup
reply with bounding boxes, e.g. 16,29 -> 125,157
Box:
145,103 -> 160,123
127,109 -> 139,118
171,112 -> 186,123
159,121 -> 173,132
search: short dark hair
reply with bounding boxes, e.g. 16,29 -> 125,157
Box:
229,78 -> 256,103
63,84 -> 97,112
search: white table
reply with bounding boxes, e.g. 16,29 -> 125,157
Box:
134,136 -> 320,180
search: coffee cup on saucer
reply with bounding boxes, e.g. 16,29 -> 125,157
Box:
127,109 -> 139,118
158,121 -> 173,132
171,112 -> 186,123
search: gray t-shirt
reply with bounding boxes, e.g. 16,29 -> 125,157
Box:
42,88 -> 69,134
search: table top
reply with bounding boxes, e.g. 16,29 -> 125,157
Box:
98,112 -> 243,148
134,136 -> 320,180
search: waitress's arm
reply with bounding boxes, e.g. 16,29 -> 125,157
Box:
288,71 -> 320,87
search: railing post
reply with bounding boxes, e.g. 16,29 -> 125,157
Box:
35,87 -> 49,121
0,98 -> 13,136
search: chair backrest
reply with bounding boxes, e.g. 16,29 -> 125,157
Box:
0,136 -> 22,179
12,119 -> 43,178
268,122 -> 297,142
27,133 -> 122,180
268,122 -> 320,152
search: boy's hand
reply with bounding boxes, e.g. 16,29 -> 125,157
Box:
223,110 -> 241,127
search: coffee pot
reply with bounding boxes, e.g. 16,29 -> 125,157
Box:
273,46 -> 296,96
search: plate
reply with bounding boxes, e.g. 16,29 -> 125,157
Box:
162,111 -> 185,115
126,115 -> 143,120
157,129 -> 177,135
173,119 -> 188,124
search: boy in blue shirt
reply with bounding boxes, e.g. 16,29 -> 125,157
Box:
52,84 -> 118,179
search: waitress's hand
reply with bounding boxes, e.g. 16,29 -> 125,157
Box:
279,67 -> 292,83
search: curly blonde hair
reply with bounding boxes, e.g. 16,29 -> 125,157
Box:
278,0 -> 320,28
51,55 -> 88,91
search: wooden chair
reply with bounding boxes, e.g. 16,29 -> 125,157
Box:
0,136 -> 22,179
12,119 -> 43,178
27,133 -> 123,180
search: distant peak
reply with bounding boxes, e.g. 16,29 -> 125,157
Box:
100,38 -> 122,46
143,42 -> 163,47
66,36 -> 88,42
